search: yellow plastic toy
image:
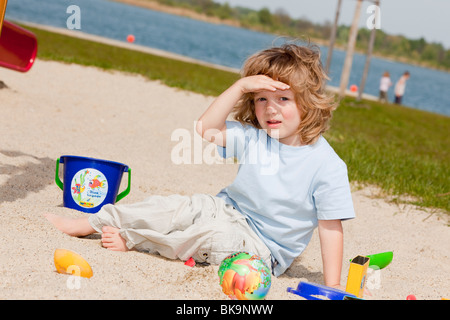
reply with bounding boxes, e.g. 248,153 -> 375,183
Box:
54,249 -> 93,278
345,255 -> 370,298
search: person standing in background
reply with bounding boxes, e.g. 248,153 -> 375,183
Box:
379,71 -> 392,103
394,71 -> 410,104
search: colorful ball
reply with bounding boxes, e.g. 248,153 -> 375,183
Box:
218,251 -> 271,300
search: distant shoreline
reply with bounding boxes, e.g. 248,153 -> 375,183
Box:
109,0 -> 242,28
109,0 -> 449,73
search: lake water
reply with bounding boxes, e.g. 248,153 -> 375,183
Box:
5,0 -> 450,116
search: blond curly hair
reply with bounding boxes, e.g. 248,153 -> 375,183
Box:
233,43 -> 337,145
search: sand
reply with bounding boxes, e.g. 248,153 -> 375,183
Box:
0,59 -> 448,300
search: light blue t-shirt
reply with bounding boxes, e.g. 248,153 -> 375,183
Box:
216,121 -> 355,276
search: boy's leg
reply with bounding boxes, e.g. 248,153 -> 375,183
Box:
88,194 -> 224,255
89,194 -> 271,268
44,214 -> 95,237
88,194 -> 216,235
45,194 -> 199,238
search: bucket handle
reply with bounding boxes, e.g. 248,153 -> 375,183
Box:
115,168 -> 131,203
55,158 -> 64,191
55,158 -> 131,203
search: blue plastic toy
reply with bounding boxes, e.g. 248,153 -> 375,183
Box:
55,155 -> 131,213
287,281 -> 359,300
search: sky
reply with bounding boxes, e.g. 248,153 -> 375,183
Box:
215,0 -> 450,49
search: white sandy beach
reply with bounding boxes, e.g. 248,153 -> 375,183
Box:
0,59 -> 448,300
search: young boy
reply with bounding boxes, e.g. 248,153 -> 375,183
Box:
46,43 -> 355,289
394,71 -> 410,104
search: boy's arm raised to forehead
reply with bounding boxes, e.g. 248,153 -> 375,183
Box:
196,80 -> 243,147
196,75 -> 289,147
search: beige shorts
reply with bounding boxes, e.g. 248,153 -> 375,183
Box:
88,194 -> 272,269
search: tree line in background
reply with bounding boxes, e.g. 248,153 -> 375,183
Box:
154,0 -> 450,71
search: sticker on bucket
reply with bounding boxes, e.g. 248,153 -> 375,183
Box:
70,168 -> 108,209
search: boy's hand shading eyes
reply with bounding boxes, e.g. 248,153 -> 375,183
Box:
237,75 -> 290,94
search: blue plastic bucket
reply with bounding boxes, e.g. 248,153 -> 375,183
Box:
55,155 -> 131,213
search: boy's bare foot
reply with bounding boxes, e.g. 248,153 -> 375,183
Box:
45,214 -> 129,252
101,226 -> 129,252
44,213 -> 95,237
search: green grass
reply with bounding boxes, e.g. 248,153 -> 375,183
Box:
26,25 -> 450,213
27,26 -> 239,97
325,98 -> 449,212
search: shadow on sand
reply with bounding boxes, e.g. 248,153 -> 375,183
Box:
0,150 -> 55,203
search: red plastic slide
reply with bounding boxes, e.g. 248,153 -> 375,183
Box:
0,20 -> 38,72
